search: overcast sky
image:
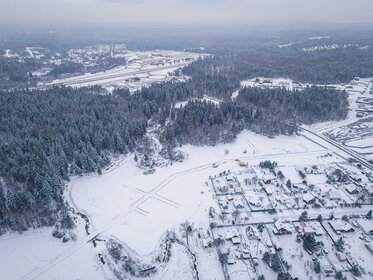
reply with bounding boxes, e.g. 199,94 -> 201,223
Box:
1,0 -> 373,26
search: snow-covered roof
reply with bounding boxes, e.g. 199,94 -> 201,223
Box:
202,236 -> 213,247
357,219 -> 373,234
302,222 -> 324,235
232,236 -> 241,244
226,175 -> 234,182
274,222 -> 293,233
246,226 -> 260,238
233,199 -> 245,209
303,193 -> 315,203
264,186 -> 275,195
225,230 -> 239,240
345,185 -> 358,193
328,190 -> 342,200
329,220 -> 354,233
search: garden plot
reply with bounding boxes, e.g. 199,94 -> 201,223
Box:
187,231 -> 225,280
267,186 -> 298,210
319,221 -> 353,272
212,224 -> 277,279
266,223 -> 317,279
244,190 -> 273,212
343,225 -> 373,277
280,166 -> 305,185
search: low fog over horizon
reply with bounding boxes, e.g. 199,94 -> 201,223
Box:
1,0 -> 373,27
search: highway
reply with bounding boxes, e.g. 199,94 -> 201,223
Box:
300,126 -> 373,172
44,62 -> 190,88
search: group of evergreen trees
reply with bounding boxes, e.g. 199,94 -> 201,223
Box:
182,45 -> 373,100
238,86 -> 349,124
0,82 -> 193,232
161,85 -> 348,146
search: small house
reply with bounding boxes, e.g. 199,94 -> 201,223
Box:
357,219 -> 373,235
328,190 -> 342,201
329,220 -> 354,234
232,236 -> 241,245
303,193 -> 316,204
264,186 -> 275,196
335,252 -> 346,262
233,199 -> 245,209
319,258 -> 334,277
202,236 -> 213,248
273,222 -> 293,235
345,185 -> 358,195
246,226 -> 260,240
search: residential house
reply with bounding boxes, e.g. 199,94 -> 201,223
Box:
345,185 -> 359,195
329,220 -> 354,234
328,190 -> 342,201
202,236 -> 213,248
233,199 -> 245,209
357,219 -> 373,235
246,226 -> 260,240
273,222 -> 293,235
319,258 -> 334,277
303,193 -> 316,204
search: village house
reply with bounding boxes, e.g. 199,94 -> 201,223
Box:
244,194 -> 264,211
264,186 -> 275,196
231,236 -> 241,245
202,236 -> 213,248
240,248 -> 251,259
328,220 -> 355,234
319,258 -> 334,277
233,199 -> 245,209
300,222 -> 324,236
273,222 -> 293,235
261,174 -> 276,184
335,252 -> 347,262
303,193 -> 316,204
246,225 -> 260,240
328,190 -> 342,201
225,231 -> 241,245
227,253 -> 236,265
218,198 -> 229,209
357,219 -> 373,235
226,175 -> 235,182
225,230 -> 238,240
345,185 -> 359,195
234,186 -> 244,193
